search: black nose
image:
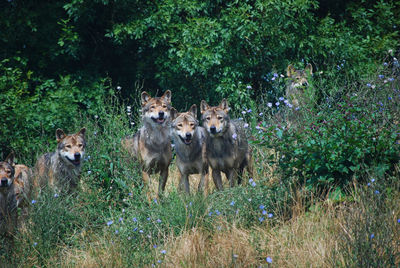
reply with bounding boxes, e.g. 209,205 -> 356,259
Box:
158,111 -> 164,119
74,153 -> 81,160
1,178 -> 8,187
302,81 -> 308,86
210,126 -> 216,134
186,133 -> 192,139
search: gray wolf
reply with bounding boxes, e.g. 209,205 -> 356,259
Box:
200,99 -> 252,190
170,104 -> 208,194
34,128 -> 86,192
0,153 -> 18,237
121,90 -> 172,198
286,63 -> 313,108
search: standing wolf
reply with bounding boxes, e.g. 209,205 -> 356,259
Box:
34,128 -> 86,192
121,90 -> 172,197
286,63 -> 313,108
170,104 -> 208,194
200,99 -> 252,190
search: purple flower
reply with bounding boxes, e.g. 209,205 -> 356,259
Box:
251,181 -> 256,187
128,192 -> 133,196
115,230 -> 119,234
279,97 -> 284,101
230,201 -> 235,206
107,220 -> 113,226
54,194 -> 59,198
157,260 -> 162,264
247,85 -> 252,89
259,217 -> 264,222
33,242 -> 37,246
271,77 -> 276,81
273,73 -> 278,77
259,205 -> 265,209
379,74 -> 384,79
247,109 -> 252,113
118,217 -> 123,223
370,234 -> 375,239
268,213 -> 273,218
397,219 -> 400,223
215,210 -> 221,216
147,217 -> 151,221
267,103 -> 273,108
232,133 -> 238,140
275,102 -> 280,106
375,190 -> 380,194
383,62 -> 388,66
244,123 -> 249,128
31,200 -> 37,204
241,111 -> 246,115
153,245 -> 158,248
161,249 -> 166,254
388,77 -> 394,82
262,210 -> 267,215
133,217 -> 137,222
366,83 -> 372,87
266,257 -> 272,263
208,211 -> 212,216
259,112 -> 263,116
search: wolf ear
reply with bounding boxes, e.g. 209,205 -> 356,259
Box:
141,91 -> 151,105
5,152 -> 15,166
200,100 -> 209,114
219,98 -> 230,113
287,64 -> 296,77
305,63 -> 313,75
188,104 -> 197,117
77,127 -> 86,137
170,107 -> 179,121
56,129 -> 66,142
162,90 -> 172,104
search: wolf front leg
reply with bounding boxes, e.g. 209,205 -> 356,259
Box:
198,166 -> 209,194
226,169 -> 237,188
179,172 -> 190,194
212,169 -> 223,191
158,168 -> 168,197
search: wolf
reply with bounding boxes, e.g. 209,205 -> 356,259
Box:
286,63 -> 313,108
170,104 -> 208,194
200,99 -> 252,190
121,90 -> 172,197
0,153 -> 18,237
34,128 -> 86,192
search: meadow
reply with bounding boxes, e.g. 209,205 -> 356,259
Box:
1,53 -> 399,267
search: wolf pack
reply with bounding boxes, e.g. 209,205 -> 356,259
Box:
1,64 -> 311,241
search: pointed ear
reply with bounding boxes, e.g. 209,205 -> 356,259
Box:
5,152 -> 15,166
219,98 -> 230,113
170,107 -> 179,121
188,104 -> 197,117
305,63 -> 313,75
56,128 -> 66,142
77,127 -> 86,137
141,91 -> 151,106
162,90 -> 172,104
287,64 -> 296,77
200,100 -> 209,114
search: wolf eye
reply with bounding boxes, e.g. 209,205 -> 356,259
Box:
217,116 -> 223,120
206,117 -> 211,121
66,145 -> 72,149
78,143 -> 83,147
150,105 -> 155,109
6,170 -> 11,174
177,123 -> 183,128
162,104 -> 167,108
190,123 -> 195,127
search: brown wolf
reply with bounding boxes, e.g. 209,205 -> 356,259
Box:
286,63 -> 313,108
0,153 -> 18,237
200,99 -> 252,190
121,90 -> 172,197
34,128 -> 86,192
170,104 -> 209,194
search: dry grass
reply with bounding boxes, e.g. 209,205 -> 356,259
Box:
163,204 -> 344,268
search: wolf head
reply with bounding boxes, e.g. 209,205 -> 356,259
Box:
56,128 -> 86,167
286,64 -> 313,89
0,152 -> 15,192
171,104 -> 198,145
141,90 -> 172,126
200,99 -> 230,137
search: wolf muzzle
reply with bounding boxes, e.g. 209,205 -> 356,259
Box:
1,177 -> 8,187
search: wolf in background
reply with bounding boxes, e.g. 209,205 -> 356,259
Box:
200,99 -> 252,190
170,104 -> 208,194
286,63 -> 313,108
34,128 -> 86,193
121,90 -> 172,198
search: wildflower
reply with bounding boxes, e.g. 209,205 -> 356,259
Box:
161,249 -> 166,254
388,97 -> 392,100
54,193 -> 59,198
248,198 -> 252,202
284,99 -> 289,105
133,217 -> 137,222
275,102 -> 280,106
153,245 -> 158,248
244,123 -> 249,128
33,242 -> 37,246
147,217 -> 151,221
259,204 -> 265,210
215,209 -> 221,216
375,190 -> 380,194
217,226 -> 222,230
122,209 -> 125,213
255,125 -> 260,130
259,112 -> 263,116
94,115 -> 99,119
266,257 -> 272,263
274,73 -> 278,78
388,77 -> 394,82
397,219 -> 400,223
379,74 -> 384,79
157,260 -> 162,264
251,181 -> 256,187
117,86 -> 122,90
115,230 -> 119,234
107,220 -> 113,226
232,133 -> 238,140
247,85 -> 252,89
271,77 -> 276,81
153,198 -> 158,204
367,183 -> 371,186
133,227 -> 138,232
279,97 -> 284,101
247,108 -> 252,113
268,213 -> 274,218
236,209 -> 239,215
87,170 -> 92,175
31,200 -> 37,204
128,236 -> 131,240
267,103 -> 273,108
259,217 -> 264,222
371,178 -> 375,183
370,234 -> 375,239
383,62 -> 388,66
366,83 -> 372,87
262,210 -> 267,215
233,254 -> 238,258
126,106 -> 131,111
230,201 -> 235,206
156,219 -> 162,223
129,192 -> 133,196
242,110 -> 246,115
139,230 -> 143,233
288,103 -> 293,108
119,217 -> 123,223
208,211 -> 212,216
238,117 -> 243,120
